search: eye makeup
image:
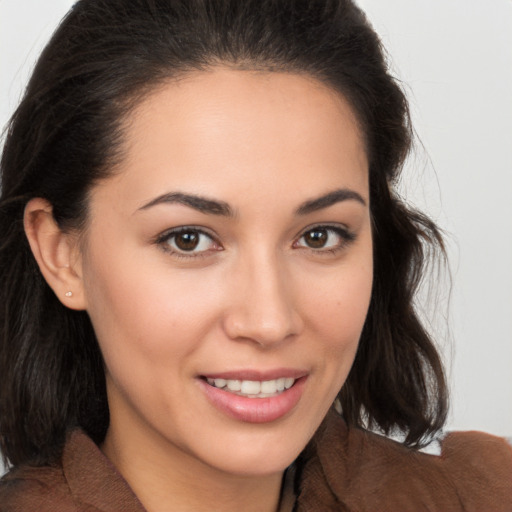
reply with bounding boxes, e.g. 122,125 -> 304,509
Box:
153,222 -> 357,261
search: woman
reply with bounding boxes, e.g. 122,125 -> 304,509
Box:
0,0 -> 510,510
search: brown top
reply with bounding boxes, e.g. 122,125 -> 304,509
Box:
297,411 -> 512,511
1,411 -> 511,511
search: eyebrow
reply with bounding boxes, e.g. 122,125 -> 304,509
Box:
138,192 -> 234,217
295,188 -> 366,215
138,187 -> 366,217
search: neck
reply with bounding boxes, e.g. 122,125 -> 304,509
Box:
102,422 -> 285,512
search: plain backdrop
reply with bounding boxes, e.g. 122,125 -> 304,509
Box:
1,0 -> 511,472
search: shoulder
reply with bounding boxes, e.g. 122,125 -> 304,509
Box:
0,462 -> 77,511
440,429 -> 512,508
0,429 -> 146,512
298,411 -> 512,511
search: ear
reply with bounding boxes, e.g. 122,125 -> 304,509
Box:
24,198 -> 87,310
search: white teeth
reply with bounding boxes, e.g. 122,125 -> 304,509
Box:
241,380 -> 261,395
226,380 -> 241,392
214,378 -> 227,388
261,380 -> 277,394
206,377 -> 297,397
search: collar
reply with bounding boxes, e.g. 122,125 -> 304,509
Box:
62,429 -> 146,511
62,429 -> 298,511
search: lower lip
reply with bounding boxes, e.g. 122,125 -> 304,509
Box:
198,377 -> 307,424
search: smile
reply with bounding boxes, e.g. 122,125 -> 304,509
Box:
205,377 -> 296,398
199,372 -> 307,423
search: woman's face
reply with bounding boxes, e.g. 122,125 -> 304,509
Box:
78,69 -> 373,477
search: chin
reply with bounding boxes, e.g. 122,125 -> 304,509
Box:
207,448 -> 299,478
188,421 -> 316,477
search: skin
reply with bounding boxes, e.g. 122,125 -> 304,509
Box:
25,68 -> 373,512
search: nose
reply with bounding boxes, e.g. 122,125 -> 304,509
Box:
222,252 -> 303,347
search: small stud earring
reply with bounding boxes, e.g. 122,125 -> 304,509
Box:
333,397 -> 342,415
65,291 -> 73,297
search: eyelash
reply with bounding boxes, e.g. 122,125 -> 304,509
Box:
294,225 -> 356,256
155,224 -> 356,259
155,226 -> 220,260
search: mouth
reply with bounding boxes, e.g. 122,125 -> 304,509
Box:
204,377 -> 296,398
199,371 -> 307,423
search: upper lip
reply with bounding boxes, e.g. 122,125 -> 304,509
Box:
200,368 -> 308,381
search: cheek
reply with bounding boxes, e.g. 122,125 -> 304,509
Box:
301,254 -> 373,394
82,243 -> 225,369
305,261 -> 373,343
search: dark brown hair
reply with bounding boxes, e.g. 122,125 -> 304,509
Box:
0,0 -> 447,467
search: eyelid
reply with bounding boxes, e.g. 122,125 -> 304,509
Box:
153,222 -> 356,259
294,222 -> 353,239
293,223 -> 356,251
154,225 -> 221,258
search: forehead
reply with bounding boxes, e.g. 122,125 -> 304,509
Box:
93,68 -> 369,214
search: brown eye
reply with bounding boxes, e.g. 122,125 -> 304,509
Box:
303,229 -> 329,248
160,228 -> 218,255
295,225 -> 355,252
174,231 -> 200,251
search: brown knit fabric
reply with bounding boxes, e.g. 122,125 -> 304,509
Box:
1,413 -> 511,511
296,411 -> 512,511
0,430 -> 145,511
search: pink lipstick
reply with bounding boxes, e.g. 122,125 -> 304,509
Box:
198,370 -> 307,423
